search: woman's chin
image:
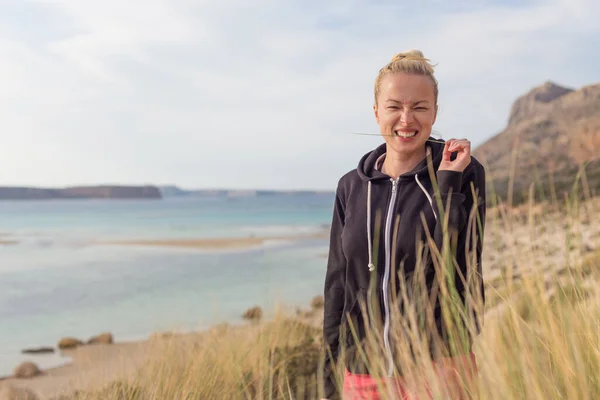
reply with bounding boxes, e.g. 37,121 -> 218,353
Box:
385,135 -> 427,152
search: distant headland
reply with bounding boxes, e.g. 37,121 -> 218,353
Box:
0,185 -> 334,200
0,185 -> 162,200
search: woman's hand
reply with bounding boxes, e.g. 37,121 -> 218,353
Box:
439,138 -> 471,173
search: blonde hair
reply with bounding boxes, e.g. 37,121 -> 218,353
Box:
374,49 -> 438,105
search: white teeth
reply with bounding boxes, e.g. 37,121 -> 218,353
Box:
395,131 -> 417,138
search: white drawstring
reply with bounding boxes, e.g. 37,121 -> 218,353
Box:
415,174 -> 437,220
367,181 -> 375,272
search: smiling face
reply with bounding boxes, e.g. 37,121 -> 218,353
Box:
373,73 -> 438,156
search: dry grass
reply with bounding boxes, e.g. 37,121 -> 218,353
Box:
56,174 -> 600,399
61,317 -> 324,400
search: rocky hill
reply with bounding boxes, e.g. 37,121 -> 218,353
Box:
0,185 -> 162,200
472,81 -> 600,205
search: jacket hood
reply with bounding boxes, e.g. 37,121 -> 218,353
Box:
357,137 -> 447,182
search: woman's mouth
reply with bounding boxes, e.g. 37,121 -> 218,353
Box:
394,130 -> 419,138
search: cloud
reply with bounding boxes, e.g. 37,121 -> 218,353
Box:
0,0 -> 598,190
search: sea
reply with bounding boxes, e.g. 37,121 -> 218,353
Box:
0,193 -> 335,377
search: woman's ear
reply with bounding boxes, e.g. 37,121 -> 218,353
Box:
373,103 -> 380,124
432,104 -> 438,125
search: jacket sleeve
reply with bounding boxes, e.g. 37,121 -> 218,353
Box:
432,161 -> 486,336
322,182 -> 347,399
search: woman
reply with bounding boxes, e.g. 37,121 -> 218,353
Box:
321,50 -> 486,399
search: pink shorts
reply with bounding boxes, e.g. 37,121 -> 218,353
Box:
343,352 -> 477,400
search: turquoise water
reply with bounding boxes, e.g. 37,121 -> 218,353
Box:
0,194 -> 334,376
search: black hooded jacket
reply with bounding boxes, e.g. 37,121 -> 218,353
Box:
322,138 -> 486,399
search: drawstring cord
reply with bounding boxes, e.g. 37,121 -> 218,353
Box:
415,174 -> 437,220
367,181 -> 375,272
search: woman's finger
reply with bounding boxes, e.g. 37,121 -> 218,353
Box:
443,139 -> 456,161
449,138 -> 467,147
449,139 -> 470,152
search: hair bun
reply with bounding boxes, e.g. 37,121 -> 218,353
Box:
391,49 -> 425,62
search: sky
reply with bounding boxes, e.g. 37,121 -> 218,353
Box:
0,0 -> 598,191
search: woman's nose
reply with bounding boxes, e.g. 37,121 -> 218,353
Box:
400,110 -> 414,124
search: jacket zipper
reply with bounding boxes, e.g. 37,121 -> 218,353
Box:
383,178 -> 398,377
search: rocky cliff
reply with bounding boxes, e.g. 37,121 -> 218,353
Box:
472,81 -> 600,205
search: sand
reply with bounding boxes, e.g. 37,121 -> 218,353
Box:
98,232 -> 329,251
2,341 -> 149,399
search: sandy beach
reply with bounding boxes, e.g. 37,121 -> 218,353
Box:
1,340 -> 150,399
